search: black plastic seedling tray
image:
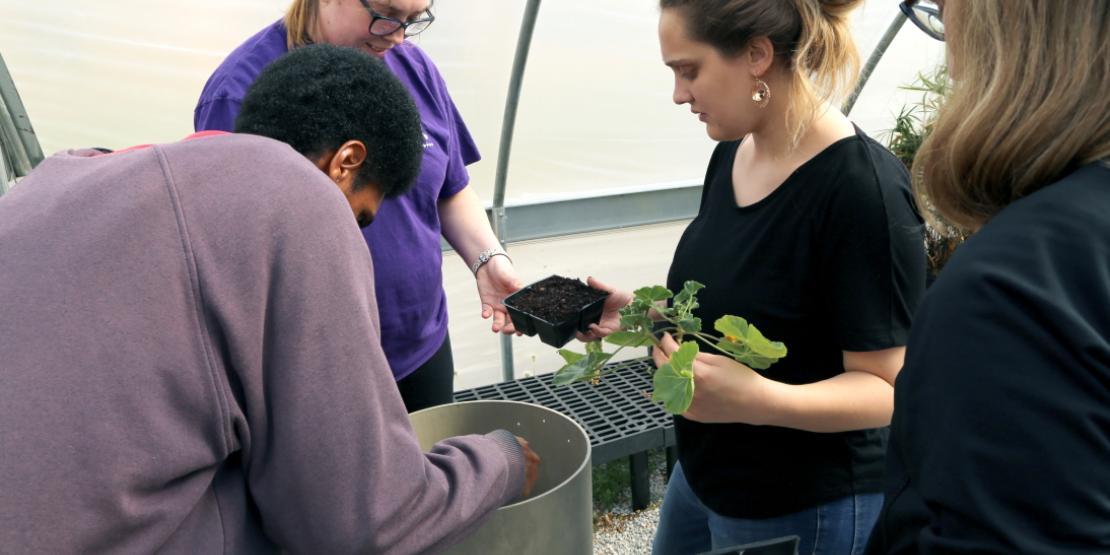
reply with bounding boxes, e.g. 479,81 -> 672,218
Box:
503,275 -> 608,348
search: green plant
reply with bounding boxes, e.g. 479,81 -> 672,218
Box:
591,448 -> 669,525
552,281 -> 786,414
888,65 -> 949,168
591,457 -> 632,515
885,65 -> 967,278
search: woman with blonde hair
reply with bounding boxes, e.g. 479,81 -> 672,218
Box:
195,1 -> 522,412
578,0 -> 925,552
867,1 -> 1110,552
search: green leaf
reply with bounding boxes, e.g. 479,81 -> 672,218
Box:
656,305 -> 677,320
553,344 -> 614,386
669,340 -> 698,374
620,299 -> 655,330
674,280 -> 705,303
651,341 -> 697,414
652,363 -> 694,414
673,281 -> 705,316
587,350 -> 614,370
741,354 -> 779,371
714,315 -> 751,339
633,285 -> 672,303
623,298 -> 654,314
714,316 -> 787,370
713,337 -> 749,359
676,317 -> 702,334
620,314 -> 654,331
605,331 -> 654,347
552,357 -> 593,385
742,325 -> 788,359
557,349 -> 585,365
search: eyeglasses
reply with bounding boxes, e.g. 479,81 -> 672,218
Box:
900,0 -> 945,41
358,0 -> 435,37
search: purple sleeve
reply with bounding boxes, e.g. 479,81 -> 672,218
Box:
421,50 -> 480,199
194,96 -> 240,132
179,138 -> 522,553
440,97 -> 480,198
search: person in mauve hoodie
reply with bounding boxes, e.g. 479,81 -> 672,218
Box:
0,44 -> 539,554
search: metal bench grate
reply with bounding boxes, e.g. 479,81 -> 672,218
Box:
454,357 -> 674,465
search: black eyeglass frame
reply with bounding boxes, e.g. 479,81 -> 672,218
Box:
357,0 -> 435,37
899,0 -> 945,42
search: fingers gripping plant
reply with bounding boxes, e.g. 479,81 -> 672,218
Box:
552,281 -> 787,414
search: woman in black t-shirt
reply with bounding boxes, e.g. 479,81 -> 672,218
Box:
586,1 -> 925,553
866,1 -> 1110,553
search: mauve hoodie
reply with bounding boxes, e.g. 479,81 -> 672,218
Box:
0,133 -> 524,554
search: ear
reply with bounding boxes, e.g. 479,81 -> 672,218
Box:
316,140 -> 369,194
746,36 -> 775,77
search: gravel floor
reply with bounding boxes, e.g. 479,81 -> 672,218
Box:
592,461 -> 667,554
593,505 -> 661,555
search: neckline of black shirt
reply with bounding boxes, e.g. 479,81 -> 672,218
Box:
728,125 -> 864,213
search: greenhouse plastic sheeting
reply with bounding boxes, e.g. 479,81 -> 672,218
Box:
0,0 -> 944,388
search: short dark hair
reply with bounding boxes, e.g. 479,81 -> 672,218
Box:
235,44 -> 424,198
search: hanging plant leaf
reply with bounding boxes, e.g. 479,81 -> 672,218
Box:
633,286 -> 672,303
605,331 -> 654,347
715,316 -> 787,370
651,341 -> 698,414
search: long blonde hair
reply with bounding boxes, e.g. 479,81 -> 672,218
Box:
916,0 -> 1110,231
659,0 -> 862,146
284,0 -> 319,49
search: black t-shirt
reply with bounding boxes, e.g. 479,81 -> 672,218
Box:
666,127 -> 926,518
867,162 -> 1110,554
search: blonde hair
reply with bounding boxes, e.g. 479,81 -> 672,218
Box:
916,0 -> 1110,231
659,0 -> 862,146
282,0 -> 435,49
284,0 -> 319,49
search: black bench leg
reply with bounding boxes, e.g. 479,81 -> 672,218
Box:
665,446 -> 678,482
630,452 -> 650,511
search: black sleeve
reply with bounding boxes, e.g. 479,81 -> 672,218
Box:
886,244 -> 1110,553
813,144 -> 925,351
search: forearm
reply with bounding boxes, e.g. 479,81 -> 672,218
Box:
238,186 -> 520,553
438,185 -> 501,268
759,371 -> 894,432
255,290 -> 522,553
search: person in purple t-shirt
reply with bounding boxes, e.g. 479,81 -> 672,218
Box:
196,0 -> 520,412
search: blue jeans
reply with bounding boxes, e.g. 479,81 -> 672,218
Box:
652,464 -> 882,555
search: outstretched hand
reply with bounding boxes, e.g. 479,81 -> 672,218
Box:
577,276 -> 633,342
476,256 -> 523,334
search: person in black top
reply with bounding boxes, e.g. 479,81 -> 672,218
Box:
584,1 -> 926,553
865,1 -> 1110,553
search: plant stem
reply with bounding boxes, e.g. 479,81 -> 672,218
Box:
646,324 -> 744,360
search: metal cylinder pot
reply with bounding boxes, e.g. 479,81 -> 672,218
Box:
408,400 -> 593,555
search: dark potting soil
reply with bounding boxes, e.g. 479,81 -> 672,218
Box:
509,275 -> 608,323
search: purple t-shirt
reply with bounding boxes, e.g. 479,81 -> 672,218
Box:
195,21 -> 481,379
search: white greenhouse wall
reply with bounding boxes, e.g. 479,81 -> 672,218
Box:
0,0 -> 944,389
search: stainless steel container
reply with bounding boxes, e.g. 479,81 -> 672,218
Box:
408,400 -> 593,555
